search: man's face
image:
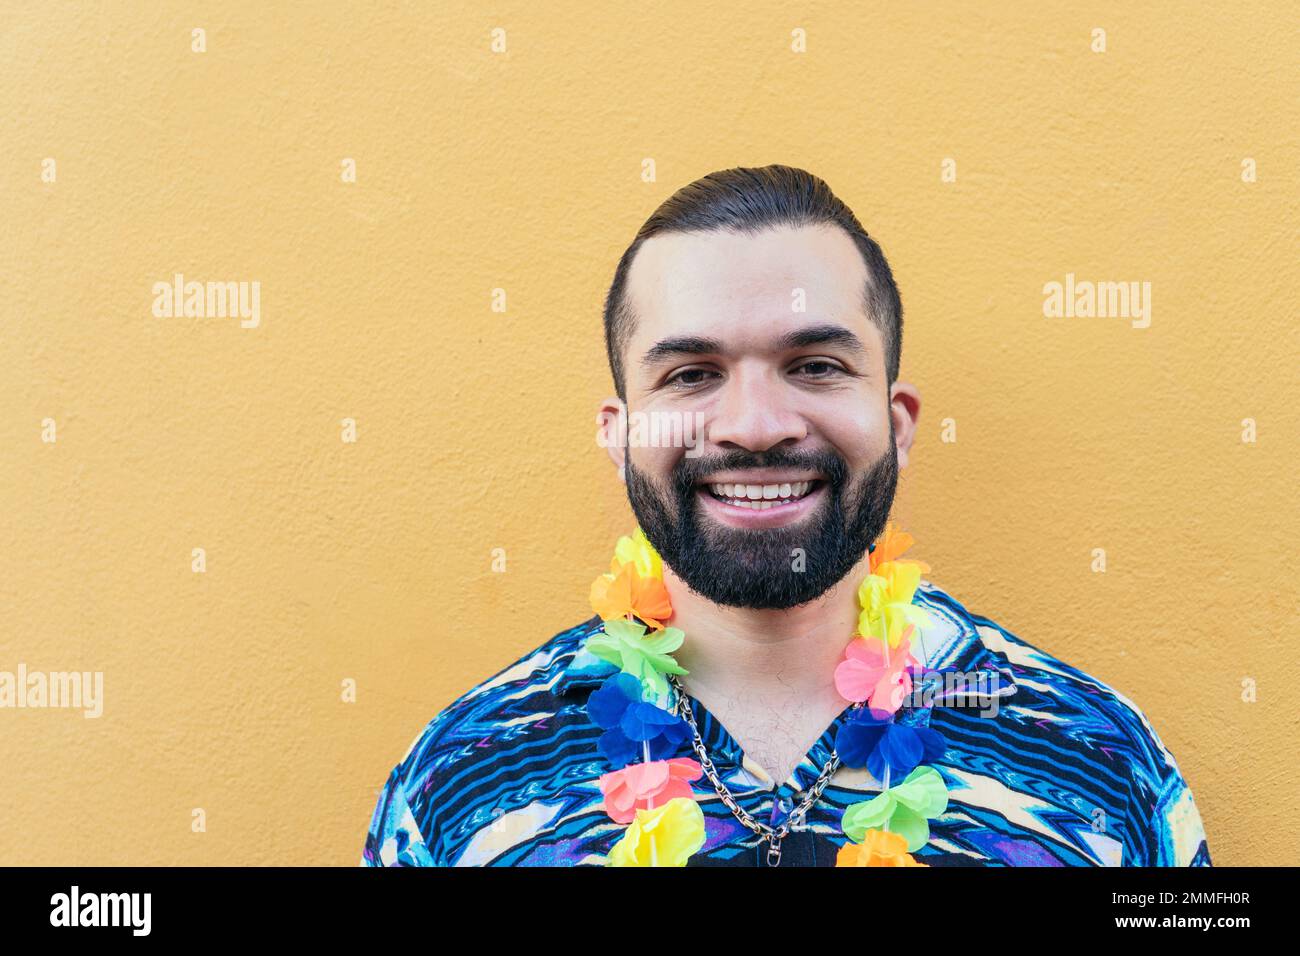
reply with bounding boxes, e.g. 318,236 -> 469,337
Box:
609,223 -> 912,610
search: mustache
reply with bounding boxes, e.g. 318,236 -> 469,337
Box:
669,447 -> 849,497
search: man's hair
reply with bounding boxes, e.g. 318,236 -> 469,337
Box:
602,163 -> 903,400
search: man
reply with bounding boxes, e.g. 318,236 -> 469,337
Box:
362,165 -> 1211,867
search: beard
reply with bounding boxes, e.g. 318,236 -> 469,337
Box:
624,428 -> 899,610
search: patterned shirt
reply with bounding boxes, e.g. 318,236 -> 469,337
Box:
361,580 -> 1212,866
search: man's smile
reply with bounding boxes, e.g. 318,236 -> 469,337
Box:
695,474 -> 828,527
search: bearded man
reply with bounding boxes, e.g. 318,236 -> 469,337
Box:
363,165 -> 1210,868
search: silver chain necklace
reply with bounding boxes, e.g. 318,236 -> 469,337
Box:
668,673 -> 856,866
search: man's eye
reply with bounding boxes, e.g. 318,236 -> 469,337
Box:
666,368 -> 717,389
793,360 -> 843,377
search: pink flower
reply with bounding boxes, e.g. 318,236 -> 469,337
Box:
834,627 -> 916,714
598,758 -> 703,824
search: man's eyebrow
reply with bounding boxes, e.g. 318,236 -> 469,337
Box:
639,335 -> 725,370
638,323 -> 867,371
777,323 -> 867,354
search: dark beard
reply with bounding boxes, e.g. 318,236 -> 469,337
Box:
624,431 -> 899,610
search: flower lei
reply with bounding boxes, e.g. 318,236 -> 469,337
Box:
585,524 -> 950,867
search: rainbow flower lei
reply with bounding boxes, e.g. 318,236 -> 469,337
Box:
584,524 -> 950,867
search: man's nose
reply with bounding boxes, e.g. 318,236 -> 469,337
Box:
705,370 -> 808,452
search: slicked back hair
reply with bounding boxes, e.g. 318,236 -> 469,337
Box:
602,164 -> 903,400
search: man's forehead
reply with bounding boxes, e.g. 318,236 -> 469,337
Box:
624,222 -> 875,353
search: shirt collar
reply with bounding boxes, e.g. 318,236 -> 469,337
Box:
910,581 -> 1021,703
554,616 -> 617,697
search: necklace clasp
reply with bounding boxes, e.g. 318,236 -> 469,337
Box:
766,836 -> 782,867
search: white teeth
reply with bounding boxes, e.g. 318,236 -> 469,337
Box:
705,479 -> 818,507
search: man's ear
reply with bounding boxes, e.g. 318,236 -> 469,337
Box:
888,381 -> 921,470
597,396 -> 627,481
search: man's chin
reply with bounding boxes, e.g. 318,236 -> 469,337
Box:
674,556 -> 839,610
672,504 -> 851,608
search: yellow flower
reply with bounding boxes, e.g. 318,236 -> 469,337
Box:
613,528 -> 663,582
856,560 -> 931,647
606,797 -> 705,867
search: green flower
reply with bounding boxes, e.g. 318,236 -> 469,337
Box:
841,766 -> 949,851
585,618 -> 688,698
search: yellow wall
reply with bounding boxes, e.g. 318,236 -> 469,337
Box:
1,2 -> 1294,866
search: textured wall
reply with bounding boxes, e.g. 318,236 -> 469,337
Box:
1,2 -> 1295,865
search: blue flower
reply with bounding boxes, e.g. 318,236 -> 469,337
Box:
835,709 -> 947,781
586,673 -> 690,769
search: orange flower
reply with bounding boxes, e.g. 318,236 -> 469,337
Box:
870,523 -> 931,575
590,560 -> 673,630
835,828 -> 928,867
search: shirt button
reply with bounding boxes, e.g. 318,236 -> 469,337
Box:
778,796 -> 793,813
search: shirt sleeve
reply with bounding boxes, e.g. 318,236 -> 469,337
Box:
1124,734 -> 1212,867
360,764 -> 441,867
1148,762 -> 1212,867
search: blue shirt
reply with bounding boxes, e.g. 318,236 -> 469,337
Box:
361,581 -> 1211,866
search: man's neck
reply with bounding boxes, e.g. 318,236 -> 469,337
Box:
664,551 -> 873,710
661,552 -> 876,784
